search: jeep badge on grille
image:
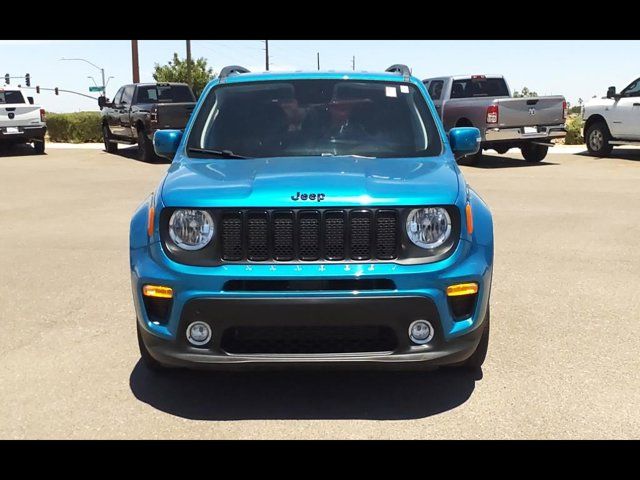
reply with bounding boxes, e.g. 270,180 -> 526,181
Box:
291,192 -> 325,202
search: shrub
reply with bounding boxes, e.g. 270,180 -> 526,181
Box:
47,112 -> 102,143
564,114 -> 584,145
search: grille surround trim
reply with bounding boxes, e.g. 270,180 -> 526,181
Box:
160,206 -> 460,266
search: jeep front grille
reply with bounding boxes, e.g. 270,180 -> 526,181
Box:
220,208 -> 399,262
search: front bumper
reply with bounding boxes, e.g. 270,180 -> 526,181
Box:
139,298 -> 487,370
0,125 -> 46,142
131,236 -> 493,370
483,124 -> 566,143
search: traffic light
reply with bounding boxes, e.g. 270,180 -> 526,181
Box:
36,86 -> 40,94
4,73 -> 9,85
54,87 -> 59,95
25,73 -> 30,87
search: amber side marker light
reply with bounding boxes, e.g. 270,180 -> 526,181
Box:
465,203 -> 474,234
142,285 -> 173,299
446,283 -> 478,297
147,204 -> 155,237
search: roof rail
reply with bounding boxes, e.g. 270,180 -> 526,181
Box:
385,64 -> 412,79
219,65 -> 251,80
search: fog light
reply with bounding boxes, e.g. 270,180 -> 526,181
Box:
409,320 -> 434,345
186,321 -> 212,346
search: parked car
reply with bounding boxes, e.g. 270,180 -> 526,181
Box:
130,64 -> 494,373
423,75 -> 567,164
582,77 -> 640,156
99,82 -> 196,162
0,86 -> 46,154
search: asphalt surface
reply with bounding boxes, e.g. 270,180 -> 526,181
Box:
1,144 -> 639,439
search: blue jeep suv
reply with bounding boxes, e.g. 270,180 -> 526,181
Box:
129,64 -> 493,372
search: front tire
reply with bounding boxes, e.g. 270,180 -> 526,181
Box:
103,124 -> 118,153
137,321 -> 169,372
33,137 -> 45,154
520,143 -> 548,162
585,121 -> 613,157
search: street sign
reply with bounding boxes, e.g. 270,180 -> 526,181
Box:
89,86 -> 105,92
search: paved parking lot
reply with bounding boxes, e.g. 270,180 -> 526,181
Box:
1,144 -> 639,439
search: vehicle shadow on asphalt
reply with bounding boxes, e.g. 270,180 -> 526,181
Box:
0,144 -> 44,157
108,146 -> 172,164
465,154 -> 558,169
576,149 -> 640,161
129,362 -> 479,420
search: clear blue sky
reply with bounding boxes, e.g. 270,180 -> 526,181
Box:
2,40 -> 639,112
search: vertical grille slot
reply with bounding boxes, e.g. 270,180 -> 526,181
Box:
375,210 -> 398,260
298,211 -> 320,261
350,210 -> 373,260
221,212 -> 243,261
247,212 -> 269,261
272,211 -> 294,261
324,211 -> 346,260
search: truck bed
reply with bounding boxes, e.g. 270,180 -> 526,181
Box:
493,96 -> 565,127
0,104 -> 42,128
443,95 -> 565,129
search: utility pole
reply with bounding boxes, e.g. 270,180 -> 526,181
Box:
352,56 -> 355,71
265,40 -> 270,71
131,40 -> 140,83
317,52 -> 320,70
186,40 -> 192,89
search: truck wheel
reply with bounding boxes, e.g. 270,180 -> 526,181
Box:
33,137 -> 45,155
520,144 -> 548,162
461,307 -> 490,370
585,122 -> 613,157
137,321 -> 169,372
103,124 -> 118,153
137,127 -> 156,163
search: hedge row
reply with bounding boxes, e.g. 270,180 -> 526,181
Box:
46,112 -> 102,143
564,114 -> 584,145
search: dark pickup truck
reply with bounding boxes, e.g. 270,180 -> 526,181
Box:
99,83 -> 196,161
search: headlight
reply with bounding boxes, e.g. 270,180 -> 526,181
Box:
406,207 -> 452,249
168,209 -> 215,250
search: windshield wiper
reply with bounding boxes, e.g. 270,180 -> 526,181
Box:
188,147 -> 250,159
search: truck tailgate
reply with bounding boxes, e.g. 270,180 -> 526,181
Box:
0,105 -> 41,128
154,102 -> 196,130
495,96 -> 565,127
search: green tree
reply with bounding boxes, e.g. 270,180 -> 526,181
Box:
153,53 -> 215,97
513,86 -> 538,98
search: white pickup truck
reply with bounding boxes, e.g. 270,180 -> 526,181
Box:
0,86 -> 46,154
582,77 -> 640,156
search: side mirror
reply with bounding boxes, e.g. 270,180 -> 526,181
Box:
98,96 -> 107,109
449,127 -> 481,158
27,97 -> 34,105
606,86 -> 617,99
153,129 -> 183,160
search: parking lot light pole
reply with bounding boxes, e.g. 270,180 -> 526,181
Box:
60,57 -> 106,97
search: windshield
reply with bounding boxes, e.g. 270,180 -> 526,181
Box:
187,79 -> 442,158
0,90 -> 25,104
136,84 -> 194,103
451,78 -> 509,98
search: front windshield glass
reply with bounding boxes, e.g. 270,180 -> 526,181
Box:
187,79 -> 442,158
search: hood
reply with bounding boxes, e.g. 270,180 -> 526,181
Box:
161,155 -> 460,208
